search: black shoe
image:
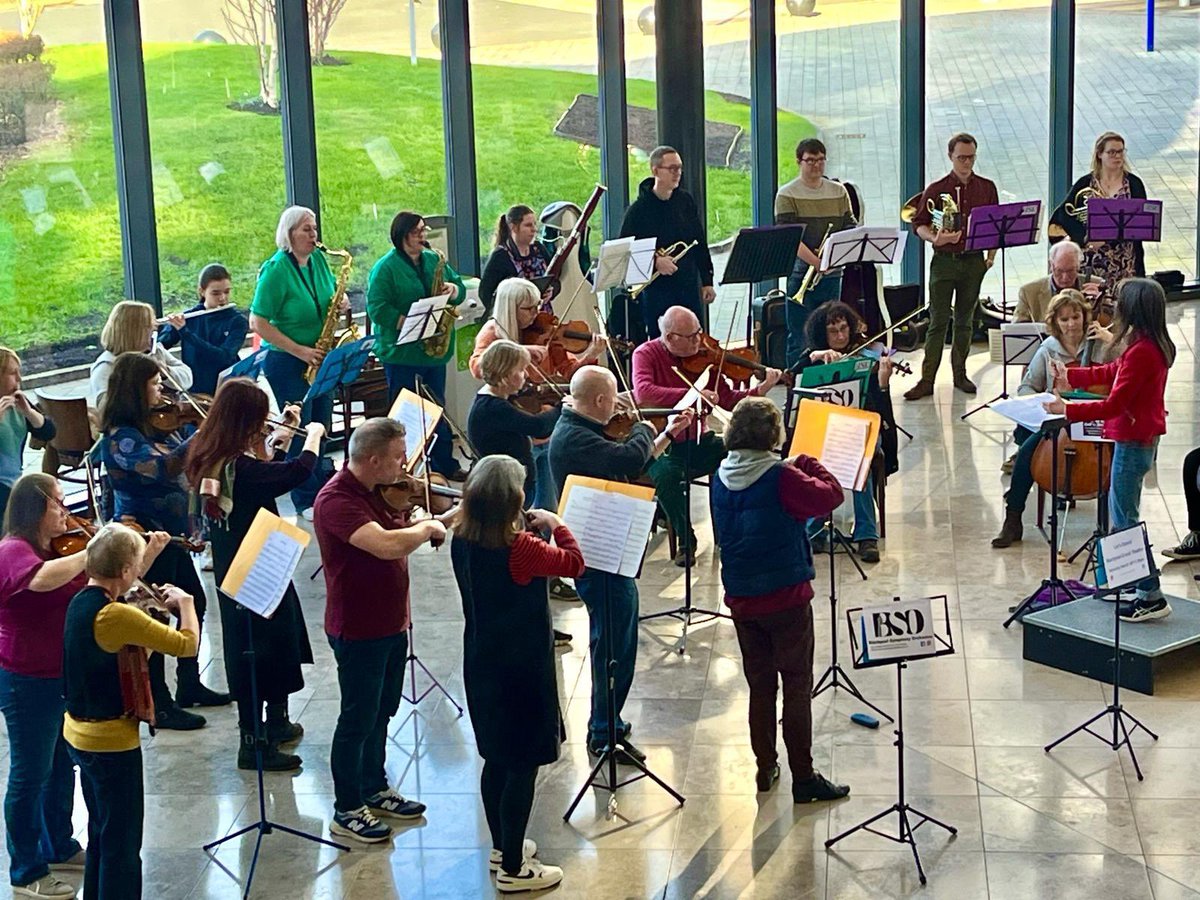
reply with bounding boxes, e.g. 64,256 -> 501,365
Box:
673,548 -> 695,568
991,508 -> 1024,549
857,539 -> 880,563
1163,531 -> 1200,561
793,771 -> 850,803
755,763 -> 780,792
176,682 -> 232,709
155,703 -> 206,731
548,578 -> 580,601
553,629 -> 572,647
1119,598 -> 1172,622
238,732 -> 301,772
266,717 -> 303,746
809,534 -> 829,555
587,736 -> 646,764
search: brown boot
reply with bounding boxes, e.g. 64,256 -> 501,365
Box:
904,380 -> 934,401
991,509 -> 1024,548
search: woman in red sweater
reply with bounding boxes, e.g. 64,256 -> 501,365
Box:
1045,277 -> 1175,621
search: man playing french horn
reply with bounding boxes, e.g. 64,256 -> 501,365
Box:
904,132 -> 999,401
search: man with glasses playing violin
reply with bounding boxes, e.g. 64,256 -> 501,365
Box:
619,146 -> 715,340
775,139 -> 857,368
632,306 -> 783,567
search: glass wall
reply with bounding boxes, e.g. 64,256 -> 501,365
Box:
624,3 -> 658,224
701,2 -> 754,243
311,0 -> 446,291
1074,0 -> 1199,276
140,4 -> 286,313
926,0 -> 1051,288
0,8 -> 122,356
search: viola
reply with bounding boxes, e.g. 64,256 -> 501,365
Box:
378,473 -> 462,516
50,512 -> 205,556
854,342 -> 913,376
521,312 -> 633,377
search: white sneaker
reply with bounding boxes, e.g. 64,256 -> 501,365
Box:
300,507 -> 315,522
496,859 -> 563,893
489,838 -> 538,872
12,874 -> 77,897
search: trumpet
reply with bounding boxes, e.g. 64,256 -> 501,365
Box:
1063,187 -> 1098,224
792,224 -> 833,304
629,240 -> 698,299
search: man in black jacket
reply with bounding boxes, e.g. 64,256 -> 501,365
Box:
619,146 -> 715,339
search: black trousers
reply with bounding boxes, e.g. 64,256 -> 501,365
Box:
144,544 -> 208,704
1184,446 -> 1200,532
69,746 -> 143,900
480,760 -> 538,875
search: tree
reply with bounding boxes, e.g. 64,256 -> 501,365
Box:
222,0 -> 279,110
308,0 -> 349,64
18,0 -> 47,38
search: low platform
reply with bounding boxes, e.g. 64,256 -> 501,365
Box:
1022,594 -> 1200,695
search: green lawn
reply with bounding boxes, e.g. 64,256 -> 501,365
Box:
0,42 -> 813,355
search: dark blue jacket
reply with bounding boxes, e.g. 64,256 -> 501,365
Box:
158,302 -> 248,395
548,408 -> 655,499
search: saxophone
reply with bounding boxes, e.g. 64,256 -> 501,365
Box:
421,245 -> 460,358
304,243 -> 361,384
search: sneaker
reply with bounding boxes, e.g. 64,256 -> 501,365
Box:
489,838 -> 538,872
755,763 -> 780,792
365,788 -> 426,820
903,380 -> 934,401
49,850 -> 86,872
1163,531 -> 1200,561
792,771 -> 851,803
1119,598 -> 1172,622
857,539 -> 880,563
300,507 -> 315,522
1001,454 -> 1016,475
553,629 -> 572,647
496,859 -> 564,893
155,703 -> 206,731
330,806 -> 393,844
548,578 -> 579,601
12,874 -> 76,897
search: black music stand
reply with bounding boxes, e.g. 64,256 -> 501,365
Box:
961,200 -> 1042,421
1087,198 -> 1163,245
220,348 -> 270,384
720,225 -> 805,343
303,335 -> 378,405
1066,427 -> 1113,579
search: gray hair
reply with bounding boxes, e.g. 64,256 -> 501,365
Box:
349,417 -> 406,461
1049,241 -> 1083,266
275,205 -> 317,252
455,455 -> 527,548
86,523 -> 144,579
657,305 -> 697,338
492,278 -> 540,343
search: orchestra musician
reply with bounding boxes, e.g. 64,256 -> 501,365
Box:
632,306 -> 783,567
1164,447 -> 1200,562
93,353 -> 229,729
62,523 -> 198,900
249,205 -> 342,517
478,205 -> 555,315
0,347 -> 56,522
774,138 -> 858,367
548,366 -> 694,762
89,301 -> 193,413
991,290 -> 1095,547
1014,242 -> 1102,326
905,133 -> 998,400
156,263 -> 248,396
449,455 -> 582,893
619,146 -> 715,339
0,475 -> 166,899
366,211 -> 468,480
1049,132 -> 1148,297
1044,277 -> 1175,623
467,339 -> 579,618
711,397 -> 850,803
312,418 -> 445,844
184,379 -> 323,772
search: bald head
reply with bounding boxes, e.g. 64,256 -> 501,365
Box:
659,305 -> 703,358
569,365 -> 618,424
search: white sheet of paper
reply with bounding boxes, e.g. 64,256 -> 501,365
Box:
594,237 -> 634,293
560,486 -> 657,577
392,399 -> 440,463
1068,420 -> 1110,443
821,226 -> 906,269
990,392 -> 1060,433
625,237 -> 659,285
396,296 -> 448,345
1000,322 -> 1048,366
819,413 -> 869,490
669,367 -> 712,427
1098,526 -> 1153,591
235,529 -> 304,618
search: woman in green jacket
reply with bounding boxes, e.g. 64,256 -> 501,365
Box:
367,211 -> 467,479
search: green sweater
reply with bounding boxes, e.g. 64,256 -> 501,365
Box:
366,248 -> 466,367
250,248 -> 337,351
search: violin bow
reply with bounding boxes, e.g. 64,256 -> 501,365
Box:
712,301 -> 740,386
414,379 -> 435,522
420,383 -> 479,462
669,365 -> 714,445
491,320 -> 566,397
592,303 -> 644,422
158,365 -> 208,422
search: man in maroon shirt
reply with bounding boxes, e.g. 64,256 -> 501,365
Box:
632,306 -> 783,566
905,133 -> 999,400
313,417 -> 447,844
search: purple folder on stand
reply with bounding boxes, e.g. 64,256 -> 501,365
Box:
1087,198 -> 1162,243
965,201 -> 1041,252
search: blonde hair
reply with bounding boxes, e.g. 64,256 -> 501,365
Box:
0,346 -> 18,379
85,523 -> 144,579
1090,131 -> 1131,179
480,339 -> 530,387
100,301 -> 155,355
1043,289 -> 1091,342
492,278 -> 540,344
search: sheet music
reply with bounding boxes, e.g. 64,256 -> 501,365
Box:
822,226 -> 906,269
625,238 -> 658,286
560,486 -> 656,577
819,413 -> 870,490
235,529 -> 303,618
990,392 -> 1059,433
392,398 -> 439,463
396,296 -> 448,345
594,237 -> 634,293
1000,322 -> 1047,367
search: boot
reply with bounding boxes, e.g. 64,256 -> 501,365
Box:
237,729 -> 301,772
991,508 -> 1024,548
266,701 -> 303,745
176,657 -> 231,708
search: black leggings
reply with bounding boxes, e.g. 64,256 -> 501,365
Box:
1184,447 -> 1200,533
480,760 -> 538,875
144,544 -> 209,703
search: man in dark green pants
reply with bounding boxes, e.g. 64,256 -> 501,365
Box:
904,133 -> 998,400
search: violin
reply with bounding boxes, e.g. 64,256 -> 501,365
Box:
602,408 -> 686,441
378,473 -> 462,516
149,390 -> 211,435
510,382 -> 569,415
854,342 -> 913,376
50,512 -> 205,557
678,333 -> 782,388
521,313 -> 632,377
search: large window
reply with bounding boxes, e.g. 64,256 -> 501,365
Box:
142,5 -> 286,314
1075,1 -> 1199,276
926,0 -> 1051,287
0,10 -> 122,358
312,1 -> 446,292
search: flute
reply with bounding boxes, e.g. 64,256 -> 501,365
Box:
155,305 -> 237,326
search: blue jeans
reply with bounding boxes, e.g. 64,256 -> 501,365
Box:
262,349 -> 332,512
806,473 -> 878,542
0,668 -> 82,887
1006,426 -> 1042,514
69,746 -> 143,900
328,632 -> 408,813
574,570 -> 638,745
529,442 -> 558,513
383,363 -> 457,475
1109,439 -> 1162,599
784,265 -> 843,369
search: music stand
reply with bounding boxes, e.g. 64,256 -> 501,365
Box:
961,200 -> 1042,421
219,348 -> 270,385
720,225 -> 805,343
1087,198 -> 1163,244
303,335 -> 378,405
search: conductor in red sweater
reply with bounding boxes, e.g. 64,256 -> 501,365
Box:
711,396 -> 850,803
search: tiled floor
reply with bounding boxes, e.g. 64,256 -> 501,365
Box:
5,304 -> 1200,898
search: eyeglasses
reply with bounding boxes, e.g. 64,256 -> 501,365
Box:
952,154 -> 976,162
800,156 -> 826,165
667,328 -> 702,340
657,165 -> 684,174
1102,148 -> 1126,157
518,304 -> 540,313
